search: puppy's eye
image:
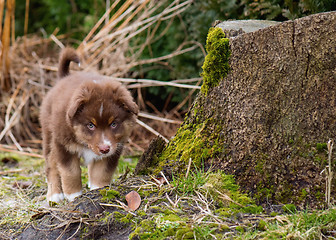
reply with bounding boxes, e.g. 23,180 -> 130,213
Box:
87,122 -> 96,131
110,122 -> 117,128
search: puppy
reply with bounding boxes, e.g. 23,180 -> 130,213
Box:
40,48 -> 138,203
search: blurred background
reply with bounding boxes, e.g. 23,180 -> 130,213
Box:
0,0 -> 335,156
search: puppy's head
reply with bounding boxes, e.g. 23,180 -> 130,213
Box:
67,78 -> 138,157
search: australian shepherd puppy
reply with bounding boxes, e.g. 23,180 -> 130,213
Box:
40,48 -> 138,203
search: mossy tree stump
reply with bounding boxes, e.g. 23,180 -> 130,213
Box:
136,12 -> 336,207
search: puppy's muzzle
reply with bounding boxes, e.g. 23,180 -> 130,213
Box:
98,144 -> 110,154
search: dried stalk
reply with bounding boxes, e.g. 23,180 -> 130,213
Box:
81,0 -> 122,47
80,0 -> 194,72
138,112 -> 182,125
1,0 -> 15,91
24,0 -> 29,36
0,144 -> 42,158
0,0 -> 5,37
126,78 -> 201,89
136,119 -> 169,143
326,139 -> 333,206
0,94 -> 29,141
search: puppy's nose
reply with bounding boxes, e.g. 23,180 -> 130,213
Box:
99,145 -> 110,154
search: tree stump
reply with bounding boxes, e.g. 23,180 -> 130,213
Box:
137,11 -> 336,207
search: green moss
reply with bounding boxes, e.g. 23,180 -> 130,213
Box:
243,205 -> 263,214
235,226 -> 245,233
113,211 -> 124,219
130,217 -> 188,240
270,212 -> 278,217
205,171 -> 263,217
137,188 -> 151,198
175,226 -> 194,239
316,142 -> 327,152
257,220 -> 267,231
100,189 -> 120,202
216,207 -> 232,218
206,172 -> 255,208
255,153 -> 269,174
299,188 -> 308,201
148,206 -> 164,213
162,214 -> 181,222
159,121 -> 207,167
99,212 -> 114,223
158,117 -> 225,174
200,27 -> 231,95
120,213 -> 134,224
137,210 -> 147,217
129,219 -> 156,240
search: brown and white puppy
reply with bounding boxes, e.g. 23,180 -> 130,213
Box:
40,48 -> 138,203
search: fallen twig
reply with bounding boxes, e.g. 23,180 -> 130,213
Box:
0,145 -> 43,158
136,119 -> 169,143
0,169 -> 24,175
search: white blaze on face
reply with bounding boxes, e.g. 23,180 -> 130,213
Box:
99,103 -> 104,117
102,133 -> 113,153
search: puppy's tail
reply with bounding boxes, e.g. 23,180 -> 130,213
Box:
58,47 -> 80,78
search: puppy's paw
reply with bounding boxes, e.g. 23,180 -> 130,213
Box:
88,181 -> 100,190
64,191 -> 82,202
48,193 -> 65,203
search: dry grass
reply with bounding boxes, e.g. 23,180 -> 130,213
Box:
0,152 -> 46,236
0,0 -> 204,156
0,0 -> 15,91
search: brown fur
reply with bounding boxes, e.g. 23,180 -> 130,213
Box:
40,48 -> 138,203
58,47 -> 80,78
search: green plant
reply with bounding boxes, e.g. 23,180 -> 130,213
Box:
15,0 -> 107,39
239,207 -> 336,239
171,163 -> 208,195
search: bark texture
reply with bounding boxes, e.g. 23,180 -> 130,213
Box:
216,11 -> 336,206
139,12 -> 336,207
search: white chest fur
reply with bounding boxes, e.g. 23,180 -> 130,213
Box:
81,148 -> 101,165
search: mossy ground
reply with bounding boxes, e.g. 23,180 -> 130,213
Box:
0,152 -> 46,236
0,151 -> 138,238
1,151 -> 335,239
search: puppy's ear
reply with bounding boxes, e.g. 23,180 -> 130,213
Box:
67,86 -> 90,122
124,99 -> 139,115
119,94 -> 139,115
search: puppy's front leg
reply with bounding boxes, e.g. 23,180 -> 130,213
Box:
46,158 -> 63,203
51,145 -> 82,201
88,156 -> 119,190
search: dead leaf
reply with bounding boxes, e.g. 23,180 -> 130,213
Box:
125,191 -> 141,211
151,176 -> 166,187
156,177 -> 166,185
